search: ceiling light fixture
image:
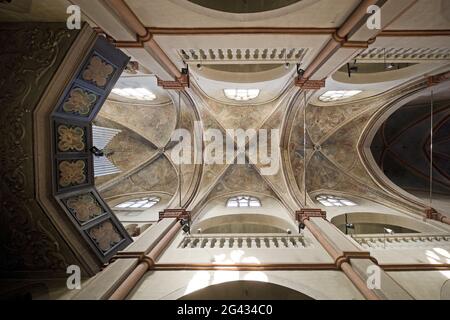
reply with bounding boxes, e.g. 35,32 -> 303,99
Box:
111,87 -> 156,101
319,90 -> 362,102
224,89 -> 260,101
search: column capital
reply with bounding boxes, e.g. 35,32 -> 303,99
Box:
295,77 -> 326,90
427,71 -> 450,87
296,208 -> 327,223
157,73 -> 190,90
425,207 -> 438,219
335,251 -> 378,268
159,208 -> 190,221
109,251 -> 146,264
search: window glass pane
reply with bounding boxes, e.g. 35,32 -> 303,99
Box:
228,200 -> 238,207
115,197 -> 160,209
227,196 -> 261,208
316,195 -> 357,207
250,201 -> 260,207
116,202 -> 133,208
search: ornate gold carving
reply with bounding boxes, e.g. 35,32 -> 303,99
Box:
66,194 -> 103,223
89,221 -> 122,252
57,125 -> 85,152
59,160 -> 87,187
63,88 -> 97,116
82,55 -> 114,87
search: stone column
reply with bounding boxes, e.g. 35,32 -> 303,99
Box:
297,209 -> 413,300
73,209 -> 189,300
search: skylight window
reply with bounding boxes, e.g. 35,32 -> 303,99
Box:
111,87 -> 156,101
318,90 -> 362,102
227,196 -> 261,208
224,89 -> 260,101
316,195 -> 357,207
115,197 -> 160,209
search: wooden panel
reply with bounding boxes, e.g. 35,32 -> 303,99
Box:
51,35 -> 132,263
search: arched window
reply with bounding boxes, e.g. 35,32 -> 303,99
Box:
115,196 -> 160,209
316,195 -> 356,207
227,196 -> 261,208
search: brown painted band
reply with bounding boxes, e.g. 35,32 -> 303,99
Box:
335,252 -> 378,268
381,264 -> 450,271
342,41 -> 370,49
150,263 -> 450,272
147,27 -> 337,35
153,263 -> 339,271
379,30 -> 450,37
109,251 -> 146,263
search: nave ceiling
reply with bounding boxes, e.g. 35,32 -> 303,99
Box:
1,0 -> 449,222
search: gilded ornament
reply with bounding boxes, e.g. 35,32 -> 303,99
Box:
59,160 -> 86,187
89,221 -> 122,252
66,194 -> 103,223
82,56 -> 114,87
63,88 -> 97,115
57,125 -> 85,152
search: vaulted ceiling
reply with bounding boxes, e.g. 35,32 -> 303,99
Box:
1,0 -> 449,220
371,92 -> 450,197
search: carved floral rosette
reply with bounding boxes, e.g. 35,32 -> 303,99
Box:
51,35 -> 132,264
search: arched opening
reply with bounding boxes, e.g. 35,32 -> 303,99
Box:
179,280 -> 314,300
370,89 -> 450,213
331,212 -> 442,235
193,214 -> 293,234
187,0 -> 302,14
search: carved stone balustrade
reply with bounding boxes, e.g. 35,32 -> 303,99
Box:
178,234 -> 311,249
351,233 -> 450,250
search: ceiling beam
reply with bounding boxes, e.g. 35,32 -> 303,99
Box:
104,0 -> 182,79
146,27 -> 337,35
302,0 -> 380,80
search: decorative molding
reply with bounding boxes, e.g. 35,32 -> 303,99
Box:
147,27 -> 337,35
109,251 -> 146,263
178,234 -> 311,249
178,47 -> 309,63
296,208 -> 327,222
152,263 -> 450,272
295,77 -> 326,89
341,41 -> 370,49
159,208 -> 190,221
153,263 -> 338,271
352,233 -> 450,249
427,71 -> 450,87
424,208 -> 450,225
157,74 -> 190,90
335,251 -> 378,268
379,30 -> 450,37
358,48 -> 450,62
